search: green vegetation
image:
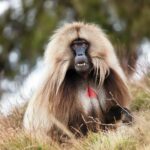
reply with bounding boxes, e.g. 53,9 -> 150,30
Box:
0,0 -> 150,78
131,79 -> 150,111
131,90 -> 150,111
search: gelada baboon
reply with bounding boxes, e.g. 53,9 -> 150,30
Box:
23,22 -> 132,137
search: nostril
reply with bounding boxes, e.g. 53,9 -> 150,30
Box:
77,53 -> 83,56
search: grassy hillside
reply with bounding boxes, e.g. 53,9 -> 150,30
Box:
0,78 -> 149,150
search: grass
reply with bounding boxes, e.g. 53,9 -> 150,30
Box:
0,78 -> 149,150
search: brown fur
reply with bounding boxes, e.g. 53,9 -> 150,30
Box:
23,22 -> 131,138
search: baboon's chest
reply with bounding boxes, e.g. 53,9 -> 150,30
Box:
68,85 -> 103,136
79,84 -> 101,116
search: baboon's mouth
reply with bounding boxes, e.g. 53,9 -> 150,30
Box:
75,62 -> 90,73
76,62 -> 87,67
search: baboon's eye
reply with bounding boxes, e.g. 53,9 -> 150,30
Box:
71,38 -> 89,52
81,42 -> 88,49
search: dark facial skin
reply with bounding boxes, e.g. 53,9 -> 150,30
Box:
71,38 -> 91,73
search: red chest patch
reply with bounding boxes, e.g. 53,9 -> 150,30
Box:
86,87 -> 97,98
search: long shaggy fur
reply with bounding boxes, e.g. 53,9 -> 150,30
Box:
23,22 -> 131,137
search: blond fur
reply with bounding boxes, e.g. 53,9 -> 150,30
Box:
23,22 -> 131,137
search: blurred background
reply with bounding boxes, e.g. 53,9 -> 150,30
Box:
0,0 -> 150,102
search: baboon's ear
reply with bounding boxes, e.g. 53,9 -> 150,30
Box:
104,68 -> 131,107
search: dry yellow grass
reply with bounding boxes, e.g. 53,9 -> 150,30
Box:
0,79 -> 149,150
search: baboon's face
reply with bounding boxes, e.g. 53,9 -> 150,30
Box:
70,38 -> 92,74
45,23 -> 111,78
